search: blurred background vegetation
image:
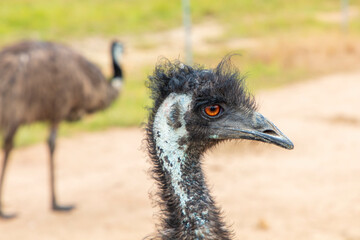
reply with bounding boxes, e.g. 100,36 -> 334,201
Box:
0,0 -> 359,146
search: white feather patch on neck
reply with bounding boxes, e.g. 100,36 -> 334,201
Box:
153,93 -> 192,212
111,77 -> 123,90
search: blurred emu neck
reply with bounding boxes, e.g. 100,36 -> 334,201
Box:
110,68 -> 123,91
112,57 -> 123,79
152,93 -> 230,239
110,47 -> 123,90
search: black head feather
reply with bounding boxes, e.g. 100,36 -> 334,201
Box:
147,55 -> 257,153
147,55 -> 256,118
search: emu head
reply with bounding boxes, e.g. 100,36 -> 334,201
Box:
148,57 -> 293,155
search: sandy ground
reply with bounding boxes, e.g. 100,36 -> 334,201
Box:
0,71 -> 360,240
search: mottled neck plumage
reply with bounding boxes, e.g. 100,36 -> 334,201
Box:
151,93 -> 231,240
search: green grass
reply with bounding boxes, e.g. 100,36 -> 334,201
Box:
0,0 -> 182,43
201,1 -> 360,39
0,0 -> 359,45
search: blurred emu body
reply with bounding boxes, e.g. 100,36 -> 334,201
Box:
145,57 -> 293,239
0,40 -> 124,218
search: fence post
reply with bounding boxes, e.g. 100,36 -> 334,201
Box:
182,0 -> 193,65
341,0 -> 349,32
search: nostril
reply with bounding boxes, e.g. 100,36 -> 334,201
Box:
263,129 -> 277,136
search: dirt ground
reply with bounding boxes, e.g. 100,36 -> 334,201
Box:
0,70 -> 359,240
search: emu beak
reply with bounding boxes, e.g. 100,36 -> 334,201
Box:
212,112 -> 294,150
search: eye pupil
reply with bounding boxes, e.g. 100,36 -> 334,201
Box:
204,104 -> 221,117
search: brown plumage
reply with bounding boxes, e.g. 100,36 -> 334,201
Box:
0,40 -> 123,218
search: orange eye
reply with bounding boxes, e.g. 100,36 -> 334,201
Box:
204,105 -> 221,117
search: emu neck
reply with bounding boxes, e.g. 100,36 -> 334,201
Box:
112,51 -> 123,79
110,50 -> 123,90
152,93 -> 231,240
112,60 -> 123,79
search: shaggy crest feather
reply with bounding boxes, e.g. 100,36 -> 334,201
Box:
147,55 -> 256,115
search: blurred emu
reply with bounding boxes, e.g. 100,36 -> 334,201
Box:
0,40 -> 124,218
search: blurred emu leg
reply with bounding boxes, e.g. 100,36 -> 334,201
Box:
0,127 -> 18,219
48,124 -> 75,212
